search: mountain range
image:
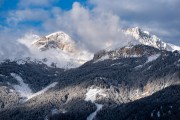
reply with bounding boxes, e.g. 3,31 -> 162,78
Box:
0,27 -> 179,120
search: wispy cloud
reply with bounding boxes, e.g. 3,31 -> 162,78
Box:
0,0 -> 179,62
89,0 -> 180,44
43,2 -> 130,52
7,9 -> 50,26
0,1 -> 131,62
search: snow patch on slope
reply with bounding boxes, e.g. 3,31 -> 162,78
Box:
87,103 -> 103,120
85,86 -> 106,120
111,62 -> 122,66
25,82 -> 58,102
146,54 -> 161,63
166,43 -> 180,51
135,54 -> 160,69
11,73 -> 33,99
16,59 -> 27,65
51,108 -> 59,115
85,87 -> 107,102
11,73 -> 58,103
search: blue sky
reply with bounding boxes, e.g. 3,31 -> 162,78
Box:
0,0 -> 180,46
0,0 -> 87,30
0,0 -> 86,11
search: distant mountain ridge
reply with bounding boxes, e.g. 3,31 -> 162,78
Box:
1,27 -> 180,69
93,44 -> 160,62
93,27 -> 180,62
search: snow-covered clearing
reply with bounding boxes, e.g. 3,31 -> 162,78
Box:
157,111 -> 161,117
51,108 -> 59,115
146,54 -> 160,64
85,87 -> 106,120
135,54 -> 160,69
25,82 -> 58,102
87,103 -> 103,120
16,59 -> 26,65
11,73 -> 58,103
85,87 -> 106,102
111,62 -> 122,66
11,73 -> 33,99
134,64 -> 143,69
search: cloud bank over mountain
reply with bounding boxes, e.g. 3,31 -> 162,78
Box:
43,2 -> 131,52
0,1 -> 132,62
89,0 -> 180,45
0,0 -> 179,62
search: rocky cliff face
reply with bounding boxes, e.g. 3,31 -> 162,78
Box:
93,44 -> 160,62
33,32 -> 77,53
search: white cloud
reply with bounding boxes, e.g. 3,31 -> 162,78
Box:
89,0 -> 180,45
0,1 -> 133,67
1,0 -> 179,65
43,2 -> 131,52
7,9 -> 50,26
89,0 -> 180,12
0,31 -> 30,61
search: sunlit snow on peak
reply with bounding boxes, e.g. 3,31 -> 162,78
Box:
17,32 -> 93,68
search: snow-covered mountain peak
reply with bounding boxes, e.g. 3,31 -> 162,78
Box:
16,31 -> 93,69
125,27 -> 162,48
126,27 -> 142,39
46,31 -> 73,44
33,31 -> 77,54
125,27 -> 180,52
